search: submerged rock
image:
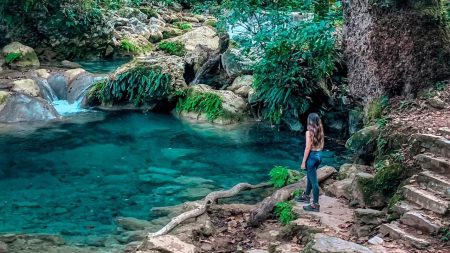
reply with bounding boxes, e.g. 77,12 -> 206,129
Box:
116,216 -> 153,231
2,42 -> 40,69
0,93 -> 59,123
304,233 -> 373,253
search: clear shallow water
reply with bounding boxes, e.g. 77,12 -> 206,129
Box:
0,112 -> 346,245
77,58 -> 131,74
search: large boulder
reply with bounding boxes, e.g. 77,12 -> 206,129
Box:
227,75 -> 254,98
221,48 -> 256,77
11,79 -> 40,97
48,74 -> 69,100
350,172 -> 386,208
170,26 -> 220,74
345,125 -> 379,163
343,0 -> 450,100
2,42 -> 40,68
169,26 -> 219,52
67,72 -> 105,104
178,84 -> 248,125
0,93 -> 59,122
303,233 -> 374,253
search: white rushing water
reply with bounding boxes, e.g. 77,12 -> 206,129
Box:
52,99 -> 87,115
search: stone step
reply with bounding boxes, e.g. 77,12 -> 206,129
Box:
415,154 -> 450,175
417,170 -> 450,198
399,211 -> 442,234
403,185 -> 450,215
393,201 -> 421,215
379,222 -> 430,249
437,127 -> 450,138
413,134 -> 450,158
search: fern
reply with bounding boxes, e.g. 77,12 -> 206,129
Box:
176,89 -> 224,120
120,39 -> 140,53
4,52 -> 22,64
91,65 -> 172,106
274,201 -> 297,225
158,41 -> 186,56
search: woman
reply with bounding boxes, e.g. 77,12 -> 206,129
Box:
296,113 -> 324,212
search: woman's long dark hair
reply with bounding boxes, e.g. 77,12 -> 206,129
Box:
307,113 -> 324,149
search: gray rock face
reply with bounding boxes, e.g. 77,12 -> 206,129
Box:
47,74 -> 68,100
67,73 -> 104,104
0,93 -> 59,122
304,233 -> 373,253
143,235 -> 196,253
221,48 -> 256,77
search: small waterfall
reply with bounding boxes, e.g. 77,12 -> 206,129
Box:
37,80 -> 58,102
52,85 -> 92,116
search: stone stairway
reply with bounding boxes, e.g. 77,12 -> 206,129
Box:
379,129 -> 450,249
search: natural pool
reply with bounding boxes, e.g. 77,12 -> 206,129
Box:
0,112 -> 347,245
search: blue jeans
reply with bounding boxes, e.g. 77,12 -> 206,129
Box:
304,151 -> 322,204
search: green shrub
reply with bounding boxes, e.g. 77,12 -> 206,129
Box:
176,22 -> 192,30
158,41 -> 186,56
274,201 -> 297,225
269,166 -> 303,188
176,89 -> 224,120
435,81 -> 448,91
91,65 -> 172,106
120,39 -> 152,54
441,227 -> 450,242
4,52 -> 22,64
204,19 -> 217,27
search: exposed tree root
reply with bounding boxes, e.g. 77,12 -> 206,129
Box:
147,182 -> 270,238
249,166 -> 337,226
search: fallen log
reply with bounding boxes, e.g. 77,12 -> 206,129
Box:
147,182 -> 270,238
249,166 -> 337,227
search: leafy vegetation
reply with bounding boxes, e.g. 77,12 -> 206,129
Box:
158,41 -> 187,56
441,227 -> 450,242
90,65 -> 172,106
120,39 -> 152,54
176,22 -> 192,30
274,201 -> 297,225
204,0 -> 343,125
176,89 -> 224,121
269,166 -> 303,188
366,95 -> 389,124
4,52 -> 22,64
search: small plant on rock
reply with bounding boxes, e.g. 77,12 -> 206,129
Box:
274,201 -> 297,225
441,227 -> 450,242
176,22 -> 192,30
4,52 -> 22,64
158,41 -> 186,56
269,166 -> 303,188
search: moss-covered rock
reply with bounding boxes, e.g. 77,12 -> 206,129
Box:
348,107 -> 364,135
0,91 -> 10,111
2,42 -> 40,69
176,84 -> 248,125
345,125 -> 380,163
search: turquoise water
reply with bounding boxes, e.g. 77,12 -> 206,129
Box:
0,112 -> 346,245
77,58 -> 131,74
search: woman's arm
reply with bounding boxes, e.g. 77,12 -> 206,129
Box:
301,131 -> 312,170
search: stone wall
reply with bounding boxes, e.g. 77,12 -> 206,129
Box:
343,0 -> 450,102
